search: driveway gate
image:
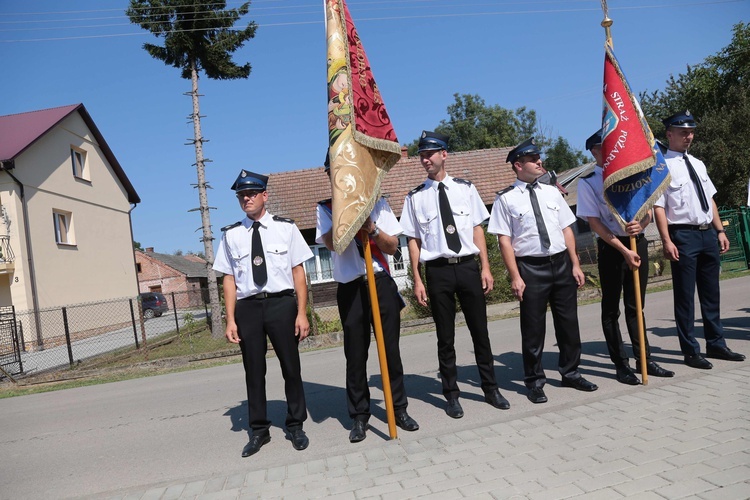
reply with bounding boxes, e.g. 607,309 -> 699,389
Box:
0,305 -> 22,377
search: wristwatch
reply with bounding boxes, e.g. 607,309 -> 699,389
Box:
716,229 -> 726,234
369,226 -> 380,238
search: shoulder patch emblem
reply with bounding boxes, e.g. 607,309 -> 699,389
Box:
408,183 -> 426,196
453,177 -> 472,186
273,215 -> 294,224
495,185 -> 514,196
220,221 -> 242,232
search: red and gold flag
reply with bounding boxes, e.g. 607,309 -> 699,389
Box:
325,0 -> 401,254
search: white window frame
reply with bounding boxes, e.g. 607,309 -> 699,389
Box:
70,146 -> 89,181
53,210 -> 74,245
305,245 -> 335,284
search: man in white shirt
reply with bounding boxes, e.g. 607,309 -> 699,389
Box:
401,131 -> 509,419
316,158 -> 418,443
214,170 -> 313,457
489,138 -> 597,404
654,111 -> 745,368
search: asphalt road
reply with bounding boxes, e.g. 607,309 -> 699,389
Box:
0,276 -> 748,499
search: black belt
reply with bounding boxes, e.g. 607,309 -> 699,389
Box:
243,289 -> 294,300
350,271 -> 389,284
669,223 -> 712,231
516,251 -> 567,265
425,255 -> 475,267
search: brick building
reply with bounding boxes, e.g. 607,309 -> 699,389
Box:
135,248 -> 218,309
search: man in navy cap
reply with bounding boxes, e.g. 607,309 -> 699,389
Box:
654,111 -> 745,368
577,130 -> 674,384
315,155 -> 418,443
213,169 -> 314,457
401,130 -> 510,418
489,138 -> 597,404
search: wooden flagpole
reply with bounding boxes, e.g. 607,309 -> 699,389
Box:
360,229 -> 397,439
601,0 -> 648,384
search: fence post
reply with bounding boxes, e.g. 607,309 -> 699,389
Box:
12,305 -> 23,374
62,307 -> 74,367
129,299 -> 140,349
307,277 -> 319,336
171,292 -> 180,335
203,289 -> 210,332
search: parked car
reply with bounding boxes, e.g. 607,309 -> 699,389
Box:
140,292 -> 169,319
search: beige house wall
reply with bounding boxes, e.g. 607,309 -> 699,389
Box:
0,113 -> 137,323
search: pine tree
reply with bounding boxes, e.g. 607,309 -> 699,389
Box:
127,0 -> 257,337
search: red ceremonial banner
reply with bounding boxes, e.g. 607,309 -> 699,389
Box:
326,0 -> 401,254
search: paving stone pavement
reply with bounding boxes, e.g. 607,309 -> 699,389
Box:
108,365 -> 750,500
3,277 -> 748,500
98,284 -> 750,500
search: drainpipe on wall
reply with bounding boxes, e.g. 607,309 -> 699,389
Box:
0,161 -> 44,348
128,203 -> 146,344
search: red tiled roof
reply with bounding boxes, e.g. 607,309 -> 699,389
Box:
266,148 -> 519,230
0,104 -> 140,203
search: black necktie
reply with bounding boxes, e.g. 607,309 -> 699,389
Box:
683,154 -> 709,212
438,182 -> 462,254
527,182 -> 551,249
251,221 -> 267,286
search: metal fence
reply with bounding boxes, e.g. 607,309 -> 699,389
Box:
5,289 -> 214,377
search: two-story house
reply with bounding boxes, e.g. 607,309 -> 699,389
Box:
0,104 -> 140,348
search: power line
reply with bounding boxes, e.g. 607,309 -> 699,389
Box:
1,0 -> 742,42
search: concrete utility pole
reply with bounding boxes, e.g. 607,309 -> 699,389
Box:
187,59 -> 223,338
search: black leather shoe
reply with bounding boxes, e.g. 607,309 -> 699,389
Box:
445,398 -> 464,419
706,346 -> 746,362
484,388 -> 511,410
395,412 -> 419,431
241,434 -> 270,458
561,376 -> 598,392
349,420 -> 367,443
684,354 -> 713,369
636,360 -> 675,377
527,387 -> 548,404
615,365 -> 640,385
289,429 -> 309,451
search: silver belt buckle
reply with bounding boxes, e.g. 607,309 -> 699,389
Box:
698,224 -> 710,230
447,257 -> 459,264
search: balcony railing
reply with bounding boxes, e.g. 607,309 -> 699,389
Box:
0,235 -> 14,264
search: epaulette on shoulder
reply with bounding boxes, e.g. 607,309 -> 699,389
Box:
221,221 -> 242,232
496,185 -> 514,196
408,183 -> 426,196
581,171 -> 595,179
273,215 -> 294,224
318,198 -> 332,206
453,177 -> 472,186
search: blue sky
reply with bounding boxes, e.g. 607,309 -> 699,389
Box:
1,0 -> 747,255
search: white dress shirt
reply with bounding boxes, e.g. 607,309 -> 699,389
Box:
576,166 -> 635,237
213,211 -> 313,299
400,175 -> 489,262
315,197 -> 402,284
654,149 -> 717,225
488,179 -> 575,257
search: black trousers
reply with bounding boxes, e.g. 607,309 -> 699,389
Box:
337,274 -> 407,422
235,294 -> 307,436
668,227 -> 727,355
598,235 -> 651,367
425,257 -> 497,399
517,252 -> 582,389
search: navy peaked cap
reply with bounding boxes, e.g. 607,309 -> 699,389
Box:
662,110 -> 696,129
231,170 -> 268,191
585,129 -> 603,150
417,131 -> 449,152
506,137 -> 541,164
